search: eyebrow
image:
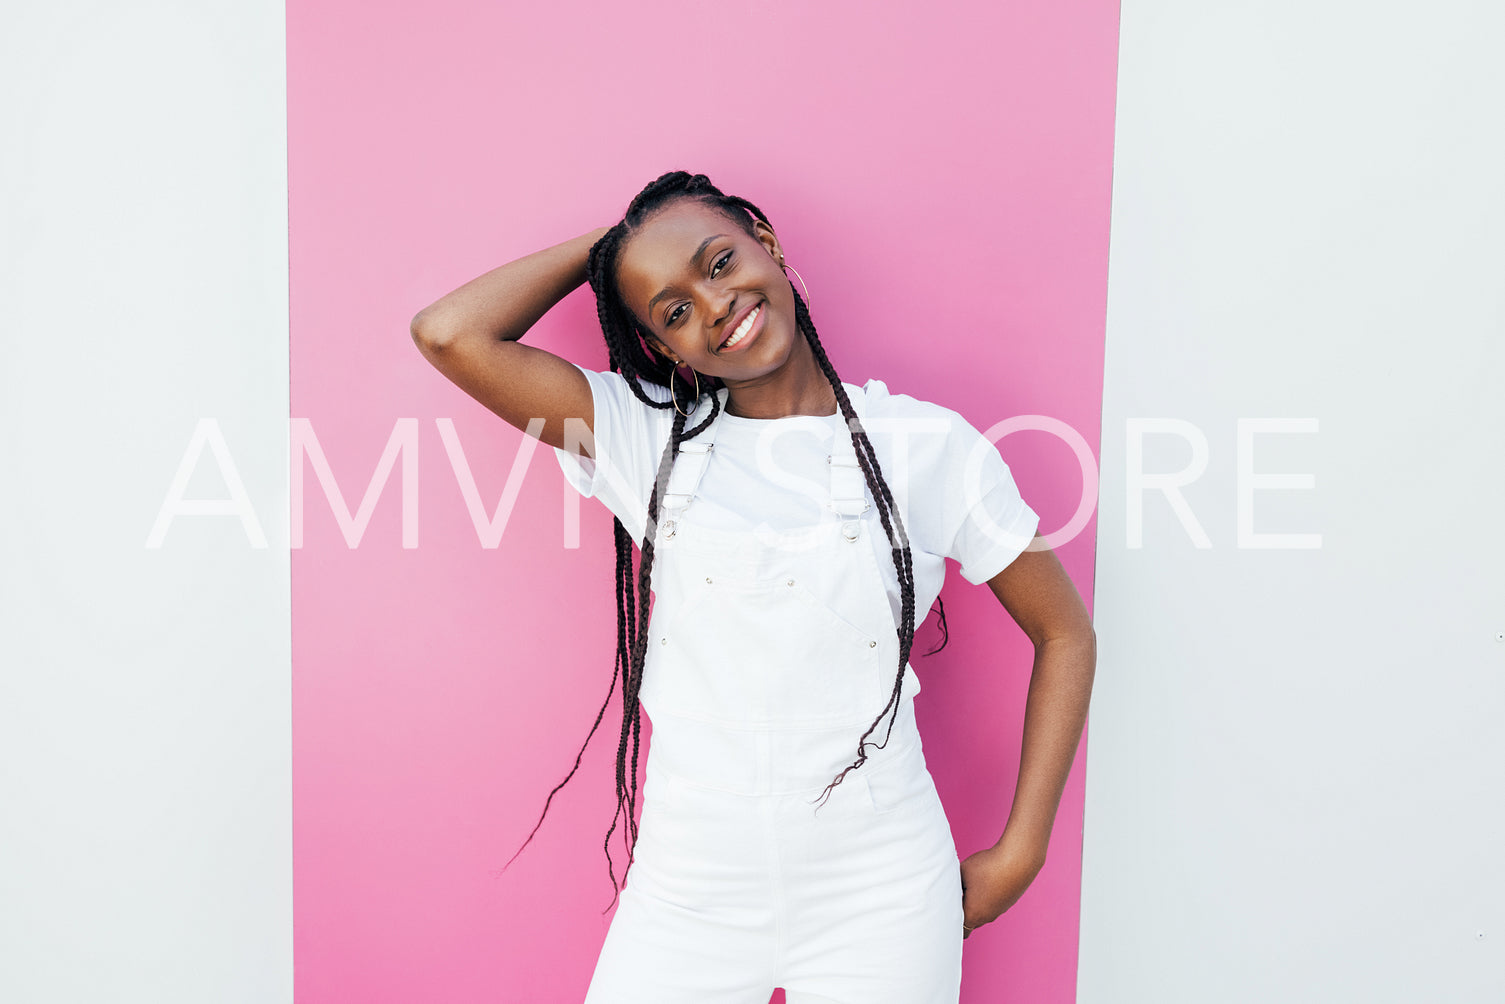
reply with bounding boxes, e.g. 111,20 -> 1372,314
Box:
646,234 -> 729,319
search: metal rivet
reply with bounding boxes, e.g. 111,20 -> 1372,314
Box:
869,640 -> 877,648
706,577 -> 713,584
787,579 -> 795,586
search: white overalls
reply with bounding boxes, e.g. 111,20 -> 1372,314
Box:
583,385 -> 965,1004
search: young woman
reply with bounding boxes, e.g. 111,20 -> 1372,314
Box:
411,171 -> 1096,1003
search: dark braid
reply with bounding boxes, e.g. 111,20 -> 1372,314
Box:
923,597 -> 950,656
596,401 -> 689,903
504,171 -> 938,907
793,288 -> 924,810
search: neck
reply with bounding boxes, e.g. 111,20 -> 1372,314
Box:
721,338 -> 839,419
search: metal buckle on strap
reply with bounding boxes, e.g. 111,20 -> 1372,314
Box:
828,498 -> 870,542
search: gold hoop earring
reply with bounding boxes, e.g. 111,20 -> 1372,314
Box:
782,262 -> 811,311
670,365 -> 700,419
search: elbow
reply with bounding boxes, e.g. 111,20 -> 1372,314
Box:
1076,626 -> 1098,683
1038,623 -> 1096,672
410,309 -> 454,354
1030,613 -> 1095,653
1066,622 -> 1096,659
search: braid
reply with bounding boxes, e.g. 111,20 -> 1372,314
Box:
595,402 -> 688,906
500,173 -> 730,909
502,170 -> 937,904
791,289 -> 923,810
923,597 -> 950,656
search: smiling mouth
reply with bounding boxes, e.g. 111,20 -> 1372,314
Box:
720,303 -> 762,351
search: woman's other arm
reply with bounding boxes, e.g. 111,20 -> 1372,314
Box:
960,536 -> 1097,933
409,226 -> 609,451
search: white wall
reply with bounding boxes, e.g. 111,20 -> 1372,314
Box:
0,3 -> 291,1003
7,2 -> 1503,1001
1080,2 -> 1505,1001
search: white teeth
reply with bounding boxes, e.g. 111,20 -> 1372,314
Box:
723,305 -> 760,349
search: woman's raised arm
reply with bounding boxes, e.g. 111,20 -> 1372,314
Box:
410,226 -> 610,451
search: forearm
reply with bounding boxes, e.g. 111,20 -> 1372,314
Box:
411,226 -> 610,347
995,631 -> 1097,863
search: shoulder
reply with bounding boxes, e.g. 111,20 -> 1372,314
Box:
856,378 -> 978,439
577,363 -> 675,411
855,379 -> 1016,499
574,364 -> 679,449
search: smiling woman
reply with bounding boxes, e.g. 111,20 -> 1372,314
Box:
616,203 -> 800,392
410,171 -> 1096,1004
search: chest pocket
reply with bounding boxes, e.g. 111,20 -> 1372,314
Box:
643,574 -> 893,729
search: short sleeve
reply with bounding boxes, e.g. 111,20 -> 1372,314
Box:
946,418 -> 1040,584
553,364 -> 672,544
860,382 -> 1040,586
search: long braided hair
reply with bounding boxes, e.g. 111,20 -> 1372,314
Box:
500,172 -> 947,909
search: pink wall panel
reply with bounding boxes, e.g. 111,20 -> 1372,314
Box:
289,1 -> 1118,1000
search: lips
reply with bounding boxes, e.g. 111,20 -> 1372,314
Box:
718,301 -> 764,353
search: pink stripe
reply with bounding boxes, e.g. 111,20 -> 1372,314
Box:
290,1 -> 1118,999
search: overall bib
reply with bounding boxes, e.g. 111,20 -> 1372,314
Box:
583,386 -> 965,1004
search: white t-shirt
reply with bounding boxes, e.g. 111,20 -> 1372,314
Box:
553,365 -> 1040,631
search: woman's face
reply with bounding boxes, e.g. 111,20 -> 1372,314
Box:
615,200 -> 800,383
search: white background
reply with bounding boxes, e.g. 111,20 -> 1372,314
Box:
1081,2 -> 1505,1001
1,2 -> 291,1003
2,1 -> 1502,1002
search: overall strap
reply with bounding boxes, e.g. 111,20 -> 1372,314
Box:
657,388 -> 729,540
828,382 -> 871,541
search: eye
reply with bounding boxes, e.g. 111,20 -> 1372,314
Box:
710,250 -> 733,278
666,302 -> 689,326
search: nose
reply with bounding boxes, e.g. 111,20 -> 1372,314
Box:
698,283 -> 734,329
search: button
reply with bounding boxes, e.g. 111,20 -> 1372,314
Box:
661,637 -> 667,645
787,579 -> 795,586
706,577 -> 713,584
868,640 -> 877,648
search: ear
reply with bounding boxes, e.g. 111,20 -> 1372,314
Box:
644,336 -> 678,366
753,219 -> 782,264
